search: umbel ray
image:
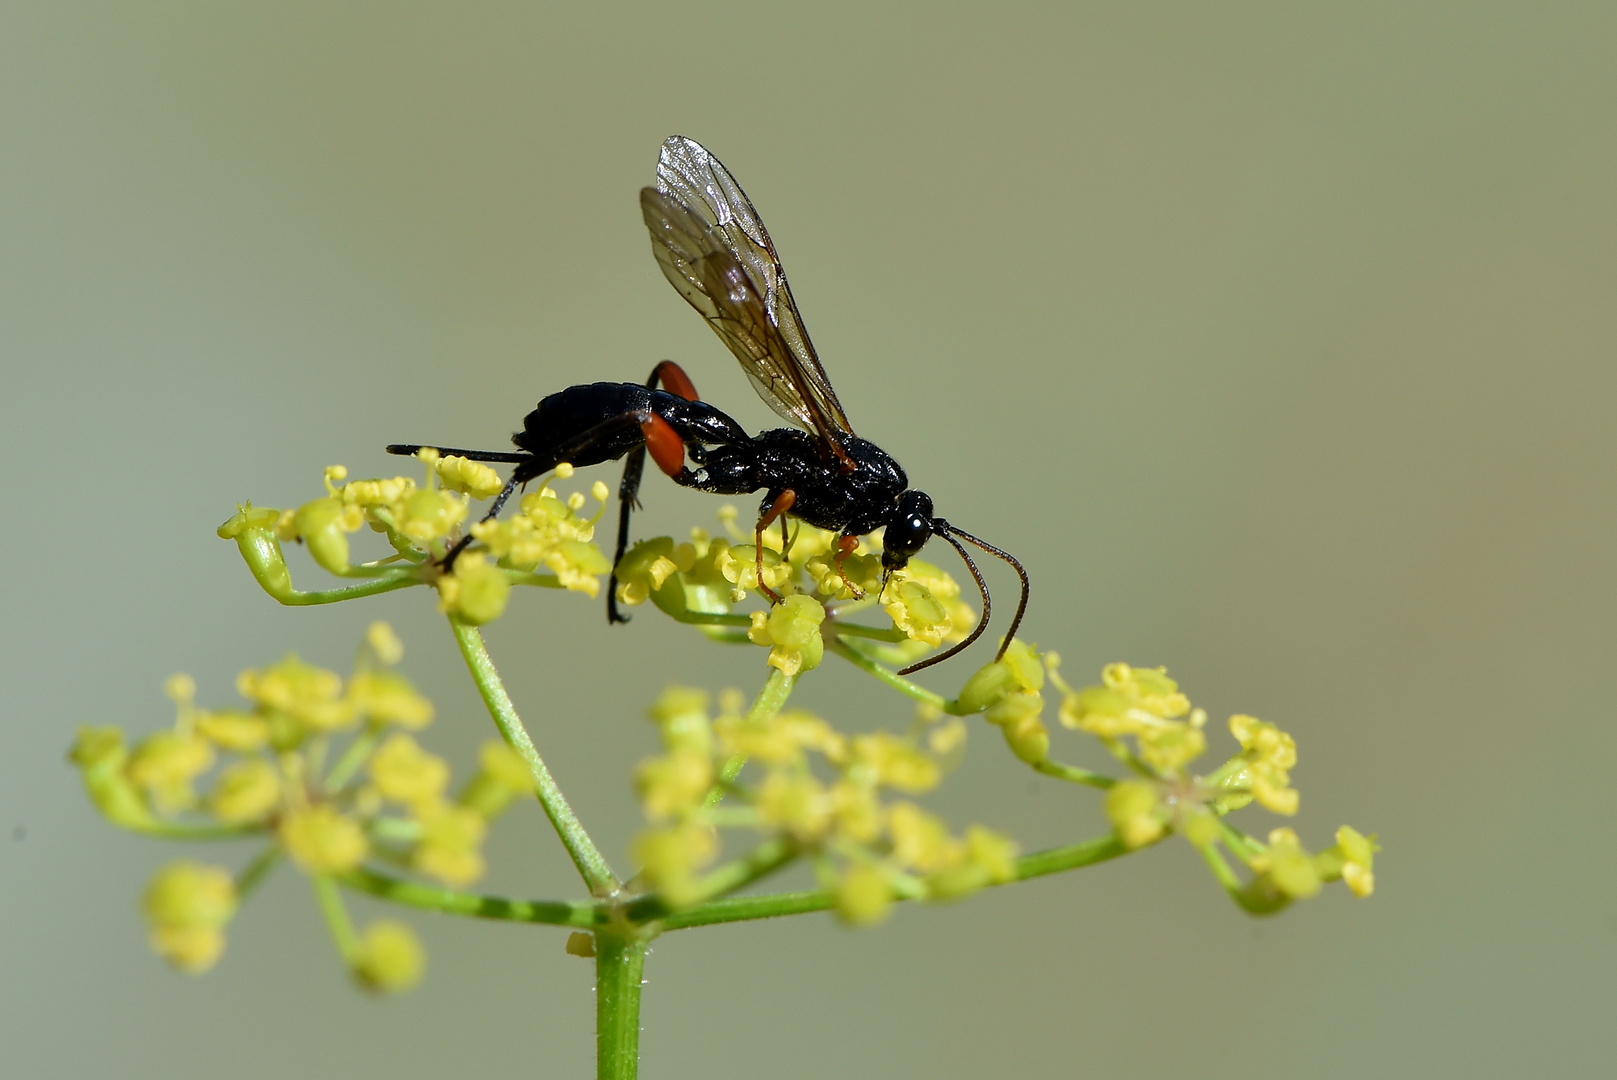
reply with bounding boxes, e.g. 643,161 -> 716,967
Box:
388,135 -> 1028,676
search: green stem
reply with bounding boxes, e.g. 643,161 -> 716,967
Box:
234,846 -> 281,901
595,931 -> 648,1080
312,874 -> 360,962
504,571 -> 565,588
324,721 -> 383,793
1216,820 -> 1267,862
1197,838 -> 1245,896
1033,759 -> 1115,789
128,821 -> 264,841
826,637 -> 956,712
336,867 -> 597,927
664,608 -> 752,627
278,574 -> 419,606
702,670 -> 794,808
829,622 -> 908,642
625,835 -> 799,923
659,889 -> 831,930
449,619 -> 618,896
664,832 -> 1133,930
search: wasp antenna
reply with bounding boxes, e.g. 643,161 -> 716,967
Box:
895,527 -> 992,676
894,522 -> 1029,677
944,523 -> 1029,663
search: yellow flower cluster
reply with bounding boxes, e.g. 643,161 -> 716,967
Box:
1054,661 -> 1206,773
630,685 -> 1018,923
1240,824 -> 1379,906
611,510 -> 973,663
1030,659 -> 1376,906
469,478 -> 613,591
69,623 -> 539,975
141,862 -> 237,973
218,457 -> 613,625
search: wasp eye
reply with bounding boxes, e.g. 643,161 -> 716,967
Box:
882,491 -> 935,570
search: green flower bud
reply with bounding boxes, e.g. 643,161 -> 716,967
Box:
439,557 -> 511,625
293,497 -> 351,573
68,726 -> 156,830
222,520 -> 294,602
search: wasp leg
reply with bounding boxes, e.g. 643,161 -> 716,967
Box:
832,533 -> 866,600
608,362 -> 701,623
440,409 -> 657,572
752,489 -> 797,605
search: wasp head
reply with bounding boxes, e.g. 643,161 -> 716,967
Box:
881,490 -> 936,572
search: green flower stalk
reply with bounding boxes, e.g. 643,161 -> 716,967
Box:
74,459 -> 1380,1079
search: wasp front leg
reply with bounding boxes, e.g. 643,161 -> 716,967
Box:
832,533 -> 866,600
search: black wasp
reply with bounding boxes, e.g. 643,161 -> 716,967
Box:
388,136 -> 1027,675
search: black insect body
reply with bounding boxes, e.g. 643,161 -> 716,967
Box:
388,136 -> 1027,675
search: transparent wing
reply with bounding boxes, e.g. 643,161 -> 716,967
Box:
641,135 -> 855,449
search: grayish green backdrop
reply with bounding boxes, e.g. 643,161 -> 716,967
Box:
3,3 -> 1612,1077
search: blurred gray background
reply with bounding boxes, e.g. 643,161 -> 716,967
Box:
3,3 -> 1612,1077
